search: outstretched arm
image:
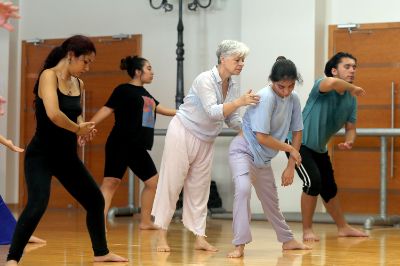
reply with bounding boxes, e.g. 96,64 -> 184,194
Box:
77,106 -> 113,146
319,77 -> 365,96
89,106 -> 114,125
156,104 -> 176,116
195,78 -> 259,121
223,89 -> 259,117
0,134 -> 23,152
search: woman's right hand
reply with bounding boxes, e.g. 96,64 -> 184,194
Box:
76,122 -> 95,136
4,139 -> 24,153
78,128 -> 97,146
237,89 -> 260,107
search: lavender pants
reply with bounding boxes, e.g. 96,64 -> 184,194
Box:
229,136 -> 293,245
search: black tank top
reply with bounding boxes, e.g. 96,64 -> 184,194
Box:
32,85 -> 82,154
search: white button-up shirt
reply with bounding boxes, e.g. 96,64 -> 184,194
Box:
176,66 -> 242,142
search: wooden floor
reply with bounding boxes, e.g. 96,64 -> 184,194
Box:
1,209 -> 399,265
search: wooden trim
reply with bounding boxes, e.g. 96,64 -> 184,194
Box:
356,21 -> 400,30
328,25 -> 336,58
18,41 -> 27,207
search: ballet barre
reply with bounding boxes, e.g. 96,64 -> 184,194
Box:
336,128 -> 400,229
108,128 -> 400,230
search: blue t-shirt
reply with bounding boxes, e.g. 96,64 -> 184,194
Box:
301,78 -> 357,153
242,85 -> 303,168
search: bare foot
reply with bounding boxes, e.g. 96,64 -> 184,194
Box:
282,239 -> 311,250
227,244 -> 244,258
28,235 -> 46,244
194,236 -> 218,252
155,252 -> 170,264
303,229 -> 320,241
139,222 -> 159,230
93,252 -> 128,262
5,260 -> 18,266
156,230 -> 171,252
337,235 -> 368,244
338,225 -> 368,238
24,242 -> 47,253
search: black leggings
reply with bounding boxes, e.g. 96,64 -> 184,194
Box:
7,140 -> 109,262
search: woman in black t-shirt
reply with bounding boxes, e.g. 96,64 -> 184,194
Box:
82,56 -> 176,230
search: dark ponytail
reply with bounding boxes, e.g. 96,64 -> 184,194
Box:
33,46 -> 67,97
120,55 -> 147,78
269,56 -> 302,83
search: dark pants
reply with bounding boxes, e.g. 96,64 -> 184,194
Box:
7,138 -> 109,262
285,141 -> 337,203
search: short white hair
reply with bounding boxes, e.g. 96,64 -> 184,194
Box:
216,40 -> 249,64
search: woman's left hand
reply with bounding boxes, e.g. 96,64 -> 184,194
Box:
281,167 -> 294,186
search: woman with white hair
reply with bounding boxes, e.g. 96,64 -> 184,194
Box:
152,40 -> 259,252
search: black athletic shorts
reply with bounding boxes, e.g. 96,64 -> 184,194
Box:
285,140 -> 337,202
104,135 -> 157,182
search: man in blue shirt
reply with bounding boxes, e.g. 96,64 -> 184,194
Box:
294,52 -> 368,241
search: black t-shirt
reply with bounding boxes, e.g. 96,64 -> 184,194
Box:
105,83 -> 159,150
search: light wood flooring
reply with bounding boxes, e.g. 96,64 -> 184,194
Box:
1,209 -> 399,265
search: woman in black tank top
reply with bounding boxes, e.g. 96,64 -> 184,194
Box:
6,35 -> 127,265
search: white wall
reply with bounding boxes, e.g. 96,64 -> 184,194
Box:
327,0 -> 400,25
0,29 -> 10,198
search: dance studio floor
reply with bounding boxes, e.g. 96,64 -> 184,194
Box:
1,208 -> 399,265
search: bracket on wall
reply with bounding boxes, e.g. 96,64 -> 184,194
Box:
337,23 -> 360,33
112,34 -> 131,40
25,38 -> 44,46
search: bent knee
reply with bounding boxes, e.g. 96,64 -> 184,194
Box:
102,177 -> 121,190
321,185 -> 337,203
235,181 -> 252,200
144,174 -> 158,190
302,183 -> 322,197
